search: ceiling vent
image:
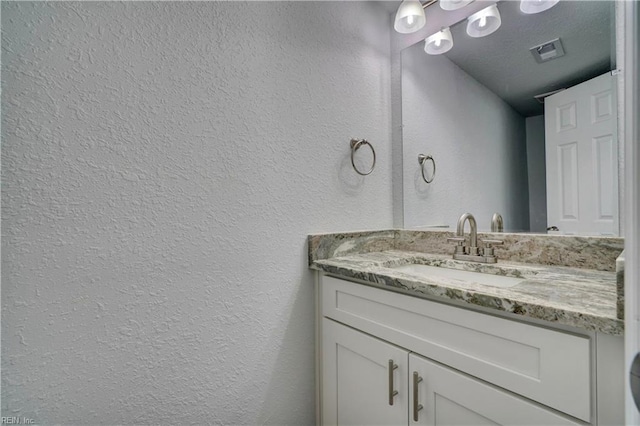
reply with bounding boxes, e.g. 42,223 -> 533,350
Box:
530,38 -> 565,63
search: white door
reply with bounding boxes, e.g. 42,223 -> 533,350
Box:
545,72 -> 618,235
322,318 -> 409,426
408,353 -> 582,425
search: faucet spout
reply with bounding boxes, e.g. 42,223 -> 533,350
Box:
448,212 -> 504,263
456,213 -> 478,250
491,213 -> 504,232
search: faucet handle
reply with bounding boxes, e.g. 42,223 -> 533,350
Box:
481,239 -> 504,247
447,237 -> 466,243
480,239 -> 503,257
447,237 -> 466,255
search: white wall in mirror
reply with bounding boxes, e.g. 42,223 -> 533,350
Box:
526,115 -> 547,232
401,44 -> 530,232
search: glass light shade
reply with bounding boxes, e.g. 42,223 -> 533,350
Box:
424,28 -> 454,55
394,0 -> 426,34
466,4 -> 501,38
520,0 -> 560,14
439,0 -> 474,11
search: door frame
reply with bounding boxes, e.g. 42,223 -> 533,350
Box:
624,0 -> 640,423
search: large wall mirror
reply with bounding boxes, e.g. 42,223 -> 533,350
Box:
400,0 -> 621,235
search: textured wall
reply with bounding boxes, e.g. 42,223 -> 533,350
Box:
1,2 -> 393,424
401,44 -> 530,232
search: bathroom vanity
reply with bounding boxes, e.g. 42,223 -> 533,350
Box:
309,230 -> 624,425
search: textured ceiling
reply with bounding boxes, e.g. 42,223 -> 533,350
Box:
440,0 -> 614,117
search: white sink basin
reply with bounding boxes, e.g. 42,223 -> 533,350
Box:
390,264 -> 524,288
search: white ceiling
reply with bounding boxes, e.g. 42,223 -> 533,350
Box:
430,0 -> 615,117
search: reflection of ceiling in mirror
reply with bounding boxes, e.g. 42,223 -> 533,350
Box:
441,0 -> 614,117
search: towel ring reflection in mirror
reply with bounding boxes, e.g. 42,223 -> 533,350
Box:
350,138 -> 376,176
418,154 -> 435,183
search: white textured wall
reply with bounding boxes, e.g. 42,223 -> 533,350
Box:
525,115 -> 547,233
401,44 -> 530,232
1,2 -> 393,424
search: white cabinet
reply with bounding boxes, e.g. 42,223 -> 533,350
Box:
322,318 -> 581,426
316,274 -> 624,425
322,318 -> 408,425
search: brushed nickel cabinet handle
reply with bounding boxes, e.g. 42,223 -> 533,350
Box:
388,359 -> 399,405
413,371 -> 424,421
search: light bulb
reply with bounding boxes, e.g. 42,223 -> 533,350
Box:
466,4 -> 501,38
424,27 -> 453,55
394,0 -> 426,34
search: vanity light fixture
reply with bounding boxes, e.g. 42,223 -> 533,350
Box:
394,0 -> 427,34
424,27 -> 454,55
439,0 -> 474,11
466,4 -> 501,38
520,0 -> 559,14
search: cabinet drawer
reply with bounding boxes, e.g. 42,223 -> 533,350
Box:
321,275 -> 591,422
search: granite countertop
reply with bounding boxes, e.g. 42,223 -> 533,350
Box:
309,230 -> 624,336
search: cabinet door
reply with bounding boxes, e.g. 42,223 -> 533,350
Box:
322,318 -> 409,426
408,354 -> 581,425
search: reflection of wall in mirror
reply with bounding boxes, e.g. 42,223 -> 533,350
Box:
402,46 -> 530,232
526,116 -> 547,233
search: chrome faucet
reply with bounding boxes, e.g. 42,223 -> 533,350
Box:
491,213 -> 504,232
457,212 -> 479,255
448,213 -> 504,264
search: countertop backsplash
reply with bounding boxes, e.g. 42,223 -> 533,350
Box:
310,229 -> 624,271
309,229 -> 625,333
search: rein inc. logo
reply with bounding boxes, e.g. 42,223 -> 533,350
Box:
1,418 -> 34,425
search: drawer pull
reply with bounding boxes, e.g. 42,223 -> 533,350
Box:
388,359 -> 399,405
413,371 -> 423,421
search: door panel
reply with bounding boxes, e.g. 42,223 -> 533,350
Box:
545,72 -> 618,235
409,353 -> 581,425
434,395 -> 499,426
322,318 -> 409,426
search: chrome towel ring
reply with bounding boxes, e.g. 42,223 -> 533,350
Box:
418,154 -> 435,183
350,138 -> 376,176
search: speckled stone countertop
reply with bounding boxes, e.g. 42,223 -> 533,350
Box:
309,230 -> 624,336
